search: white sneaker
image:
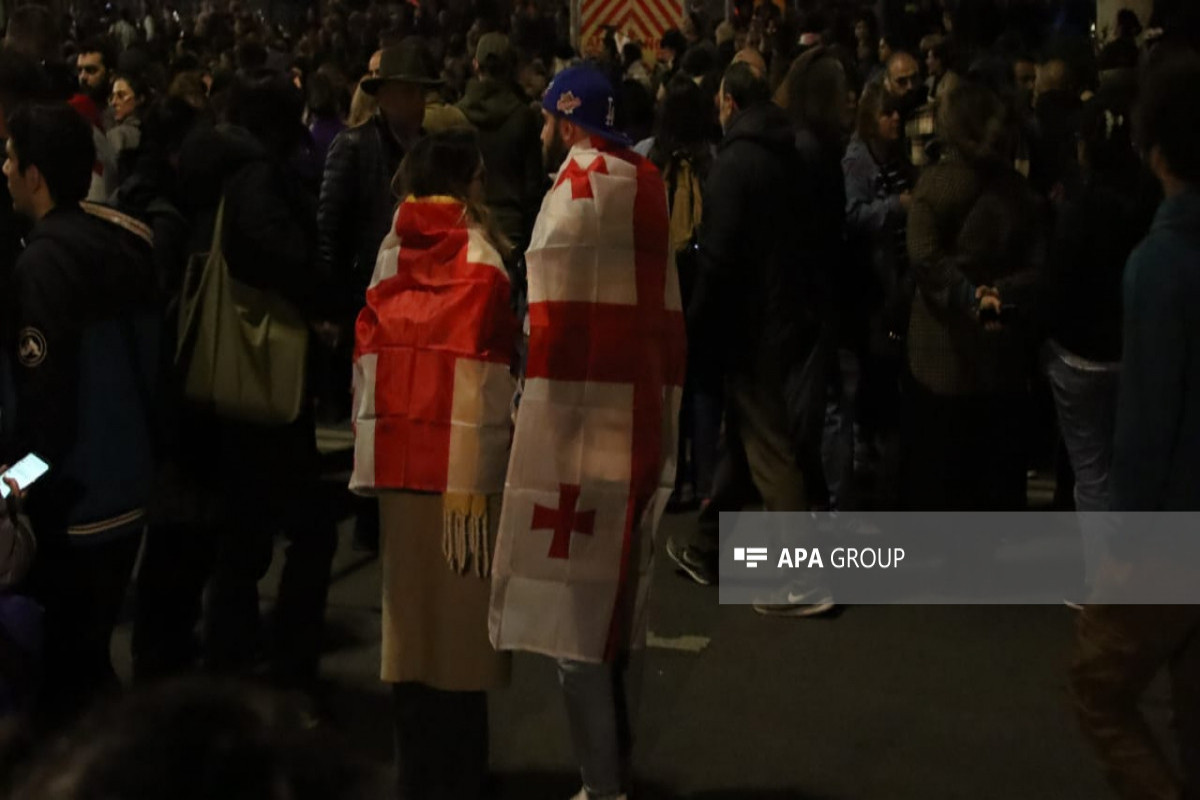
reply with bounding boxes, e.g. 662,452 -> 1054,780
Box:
752,583 -> 836,617
569,791 -> 628,800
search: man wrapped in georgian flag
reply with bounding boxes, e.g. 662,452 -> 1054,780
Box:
490,66 -> 685,800
489,67 -> 686,667
492,67 -> 691,662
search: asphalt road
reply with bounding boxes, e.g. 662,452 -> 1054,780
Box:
112,507 -> 1170,799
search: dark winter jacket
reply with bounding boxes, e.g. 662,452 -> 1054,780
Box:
1042,169 -> 1158,363
906,151 -> 1041,396
1,204 -> 159,540
1031,89 -> 1083,198
688,103 -> 824,385
457,77 -> 547,254
0,184 -> 28,288
317,113 -> 408,323
1112,189 -> 1200,513
174,124 -> 322,520
795,126 -> 848,338
178,124 -> 318,313
114,158 -> 191,302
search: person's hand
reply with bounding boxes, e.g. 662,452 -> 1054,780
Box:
976,286 -> 1003,331
1,469 -> 23,522
898,191 -> 913,212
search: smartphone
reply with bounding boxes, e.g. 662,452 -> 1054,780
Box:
0,454 -> 50,498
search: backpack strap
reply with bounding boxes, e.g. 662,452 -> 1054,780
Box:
80,201 -> 154,247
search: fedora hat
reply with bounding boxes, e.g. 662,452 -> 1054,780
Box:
362,37 -> 442,95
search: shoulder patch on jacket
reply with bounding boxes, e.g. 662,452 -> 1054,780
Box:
17,328 -> 46,367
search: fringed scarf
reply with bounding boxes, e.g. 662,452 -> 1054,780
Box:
442,493 -> 492,577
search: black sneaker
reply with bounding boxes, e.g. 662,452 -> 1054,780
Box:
666,537 -> 718,586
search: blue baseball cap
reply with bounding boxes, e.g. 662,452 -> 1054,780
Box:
542,65 -> 632,148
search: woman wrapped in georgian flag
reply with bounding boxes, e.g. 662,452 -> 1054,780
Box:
349,128 -> 519,799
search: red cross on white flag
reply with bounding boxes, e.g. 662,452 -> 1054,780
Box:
489,140 -> 686,663
532,483 -> 596,559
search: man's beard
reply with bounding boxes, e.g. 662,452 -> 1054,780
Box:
84,81 -> 108,106
543,125 -> 569,174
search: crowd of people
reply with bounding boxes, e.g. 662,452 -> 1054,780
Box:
0,0 -> 1198,798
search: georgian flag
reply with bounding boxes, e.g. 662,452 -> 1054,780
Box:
489,140 -> 686,663
350,198 -> 518,496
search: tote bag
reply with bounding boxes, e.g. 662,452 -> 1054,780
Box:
176,198 -> 308,426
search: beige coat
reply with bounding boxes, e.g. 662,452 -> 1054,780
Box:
379,492 -> 510,691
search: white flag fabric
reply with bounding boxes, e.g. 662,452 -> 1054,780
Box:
350,198 -> 518,496
489,138 -> 686,663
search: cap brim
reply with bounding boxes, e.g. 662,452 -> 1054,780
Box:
361,75 -> 444,95
573,119 -> 633,149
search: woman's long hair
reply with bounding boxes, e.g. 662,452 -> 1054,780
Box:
855,80 -> 885,144
775,46 -> 850,151
346,81 -> 377,127
393,128 -> 512,259
938,80 -> 1011,168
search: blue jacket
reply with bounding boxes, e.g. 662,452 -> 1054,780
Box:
1111,189 -> 1200,511
2,204 -> 159,541
843,135 -> 905,240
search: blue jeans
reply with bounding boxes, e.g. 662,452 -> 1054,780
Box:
557,657 -> 641,798
822,348 -> 860,510
1043,342 -> 1119,587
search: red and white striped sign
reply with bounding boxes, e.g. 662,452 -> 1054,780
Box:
580,0 -> 683,58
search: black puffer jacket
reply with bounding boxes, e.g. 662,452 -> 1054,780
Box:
688,103 -> 825,383
1042,168 -> 1159,363
317,113 -> 408,322
457,78 -> 547,254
